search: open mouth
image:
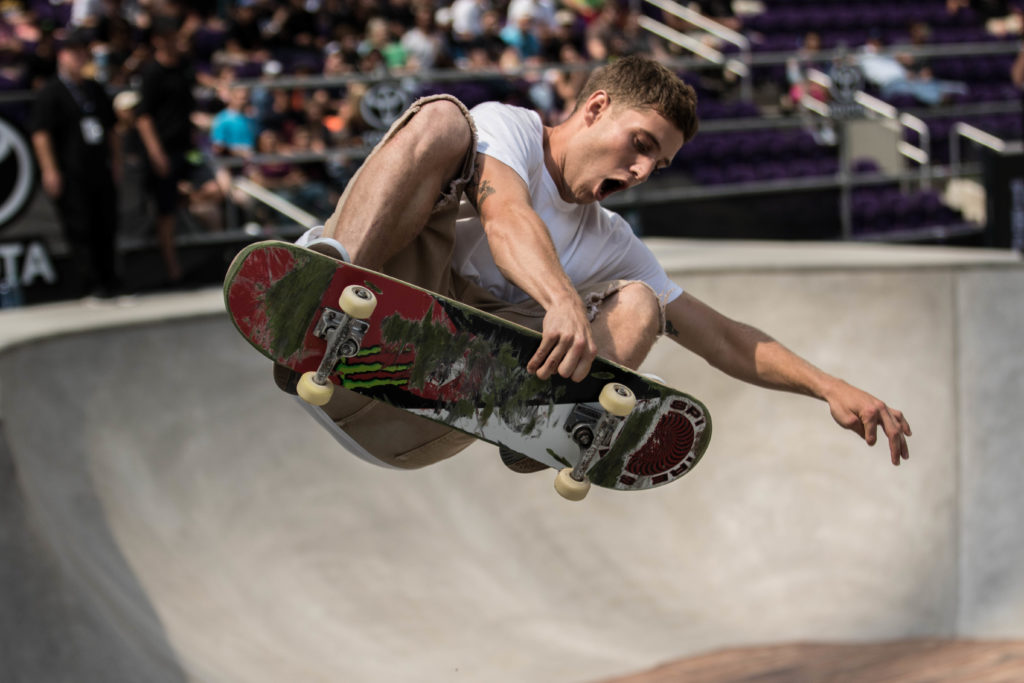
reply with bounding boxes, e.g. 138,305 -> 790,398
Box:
598,178 -> 627,200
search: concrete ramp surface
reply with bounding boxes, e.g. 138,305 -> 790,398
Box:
2,241 -> 1023,682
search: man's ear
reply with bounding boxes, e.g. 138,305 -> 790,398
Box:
582,89 -> 611,125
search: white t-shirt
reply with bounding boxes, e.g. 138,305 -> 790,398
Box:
452,101 -> 683,306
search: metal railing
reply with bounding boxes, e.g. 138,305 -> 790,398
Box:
639,0 -> 753,101
950,122 -> 1008,178
230,176 -> 319,230
853,91 -> 932,189
805,69 -> 932,188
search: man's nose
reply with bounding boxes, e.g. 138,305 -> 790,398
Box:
631,157 -> 656,183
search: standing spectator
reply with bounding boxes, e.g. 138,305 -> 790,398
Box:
30,29 -> 121,298
401,4 -> 448,70
136,16 -> 195,285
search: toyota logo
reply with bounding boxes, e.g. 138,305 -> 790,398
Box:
0,116 -> 36,232
359,83 -> 411,131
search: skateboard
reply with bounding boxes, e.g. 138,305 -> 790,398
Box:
224,240 -> 712,500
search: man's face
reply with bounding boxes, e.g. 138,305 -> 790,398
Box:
563,94 -> 685,204
58,45 -> 89,79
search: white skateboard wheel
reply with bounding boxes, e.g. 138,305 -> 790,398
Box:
554,468 -> 591,501
339,285 -> 377,319
599,383 -> 636,417
297,371 -> 334,406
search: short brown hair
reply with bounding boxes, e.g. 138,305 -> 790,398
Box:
575,55 -> 699,143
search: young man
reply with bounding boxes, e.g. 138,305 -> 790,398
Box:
282,56 -> 911,471
30,29 -> 121,298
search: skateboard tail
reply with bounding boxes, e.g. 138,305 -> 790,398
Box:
589,395 -> 713,490
224,242 -> 337,365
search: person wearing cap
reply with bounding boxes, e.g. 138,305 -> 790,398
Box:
30,28 -> 122,298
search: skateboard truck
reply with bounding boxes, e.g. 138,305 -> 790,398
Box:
297,285 -> 377,406
554,383 -> 636,501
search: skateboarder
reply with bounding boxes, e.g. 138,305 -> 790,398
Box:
278,55 -> 911,471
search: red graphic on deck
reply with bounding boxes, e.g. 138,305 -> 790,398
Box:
624,411 -> 695,477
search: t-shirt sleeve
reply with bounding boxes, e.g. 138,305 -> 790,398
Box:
596,211 -> 684,304
28,84 -> 56,134
470,102 -> 540,186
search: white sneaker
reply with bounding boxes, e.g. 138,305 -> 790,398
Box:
296,225 -> 352,263
307,236 -> 351,263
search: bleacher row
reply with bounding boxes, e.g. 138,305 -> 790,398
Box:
744,2 -> 991,49
8,1 -> 1021,238
633,0 -> 1021,236
189,0 -> 1021,237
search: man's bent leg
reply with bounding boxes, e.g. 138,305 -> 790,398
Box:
285,96 -> 478,470
321,97 -> 475,271
588,282 -> 664,370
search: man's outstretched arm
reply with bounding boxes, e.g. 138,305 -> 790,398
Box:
664,292 -> 912,466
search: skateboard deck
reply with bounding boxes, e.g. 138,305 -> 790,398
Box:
224,241 -> 712,496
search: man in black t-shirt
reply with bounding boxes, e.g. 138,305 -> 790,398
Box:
30,29 -> 121,298
136,17 -> 196,285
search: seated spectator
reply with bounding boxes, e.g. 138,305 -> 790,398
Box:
216,0 -> 271,66
359,16 -> 408,71
247,128 -> 333,220
507,0 -> 559,32
500,7 -> 542,61
450,0 -> 489,47
209,85 -> 258,211
459,8 -> 506,69
561,0 -> 605,23
546,42 -> 588,122
691,0 -> 742,32
585,2 -> 652,61
856,35 -> 968,106
784,31 -> 829,113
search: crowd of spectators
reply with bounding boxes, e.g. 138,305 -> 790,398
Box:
5,0 -> 695,240
6,0 -> 1021,244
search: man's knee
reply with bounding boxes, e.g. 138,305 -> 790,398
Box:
613,282 -> 663,336
593,282 -> 663,369
401,99 -> 473,164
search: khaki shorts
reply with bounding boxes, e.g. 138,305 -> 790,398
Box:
316,95 -> 664,469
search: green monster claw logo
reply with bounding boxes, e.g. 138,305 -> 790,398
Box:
334,345 -> 411,389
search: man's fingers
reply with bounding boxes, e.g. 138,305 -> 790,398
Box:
880,407 -> 911,466
529,332 -> 596,382
557,330 -> 599,382
527,335 -> 557,376
862,411 -> 880,447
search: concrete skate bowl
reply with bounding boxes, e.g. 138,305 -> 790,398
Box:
2,241 -> 1023,682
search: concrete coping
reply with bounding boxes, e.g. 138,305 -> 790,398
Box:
0,240 -> 1020,352
648,239 -> 1023,274
0,289 -> 226,354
